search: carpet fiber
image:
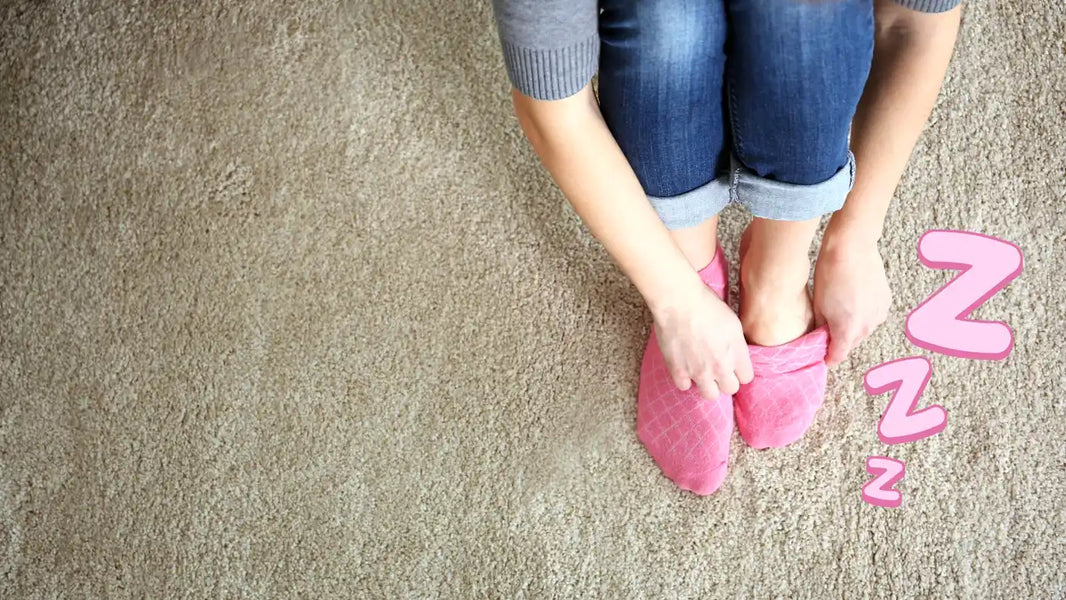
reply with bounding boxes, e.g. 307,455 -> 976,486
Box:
2,1 -> 1064,597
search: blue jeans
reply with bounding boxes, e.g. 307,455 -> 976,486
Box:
598,0 -> 874,229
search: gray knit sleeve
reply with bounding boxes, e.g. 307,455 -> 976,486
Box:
491,0 -> 600,101
491,0 -> 959,101
892,0 -> 962,12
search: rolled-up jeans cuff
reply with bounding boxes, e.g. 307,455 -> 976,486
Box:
730,151 -> 856,221
648,177 -> 731,230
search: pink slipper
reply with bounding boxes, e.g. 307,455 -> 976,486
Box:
637,244 -> 734,495
733,326 -> 830,449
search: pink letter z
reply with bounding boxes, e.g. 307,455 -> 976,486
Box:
862,456 -> 905,508
905,230 -> 1023,360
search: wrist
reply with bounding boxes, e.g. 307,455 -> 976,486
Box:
825,210 -> 882,250
822,215 -> 881,262
641,267 -> 705,316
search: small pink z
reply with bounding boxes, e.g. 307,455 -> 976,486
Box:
862,456 -> 905,508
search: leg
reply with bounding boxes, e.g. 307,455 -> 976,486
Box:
599,0 -> 736,495
672,218 -> 719,271
739,216 -> 820,345
598,0 -> 729,269
726,0 -> 874,449
725,0 -> 875,345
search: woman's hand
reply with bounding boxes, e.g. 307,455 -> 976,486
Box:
813,229 -> 892,367
650,279 -> 753,400
514,84 -> 753,396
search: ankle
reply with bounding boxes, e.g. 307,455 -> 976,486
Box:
740,249 -> 811,296
740,288 -> 815,346
738,251 -> 814,346
739,217 -> 819,292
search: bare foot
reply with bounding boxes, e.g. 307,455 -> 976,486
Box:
738,224 -> 816,347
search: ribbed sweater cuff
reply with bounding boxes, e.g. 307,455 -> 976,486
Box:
500,34 -> 599,101
895,0 -> 961,13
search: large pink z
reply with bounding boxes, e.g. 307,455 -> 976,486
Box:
905,230 -> 1023,360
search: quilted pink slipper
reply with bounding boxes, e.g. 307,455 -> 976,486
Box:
733,326 -> 829,449
637,244 -> 734,495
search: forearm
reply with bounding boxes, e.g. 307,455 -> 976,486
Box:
827,2 -> 962,246
511,86 -> 700,311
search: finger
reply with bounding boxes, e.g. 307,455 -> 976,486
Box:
850,325 -> 874,351
694,372 -> 721,402
825,340 -> 848,366
716,370 -> 741,396
826,332 -> 857,367
733,347 -> 755,385
813,307 -> 828,328
671,369 -> 692,392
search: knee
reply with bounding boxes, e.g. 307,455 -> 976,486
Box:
733,110 -> 852,184
748,140 -> 852,186
728,0 -> 872,184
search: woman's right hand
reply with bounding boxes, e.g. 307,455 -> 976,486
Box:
510,85 -> 752,398
650,280 -> 754,401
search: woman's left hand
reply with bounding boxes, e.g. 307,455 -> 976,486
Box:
813,232 -> 891,367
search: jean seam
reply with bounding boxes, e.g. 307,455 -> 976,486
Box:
726,77 -> 745,173
730,164 -> 740,204
848,151 -> 856,190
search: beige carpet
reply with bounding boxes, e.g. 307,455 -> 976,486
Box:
1,1 -> 1064,597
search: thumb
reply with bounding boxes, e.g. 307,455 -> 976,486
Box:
813,308 -> 828,328
825,328 -> 852,367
